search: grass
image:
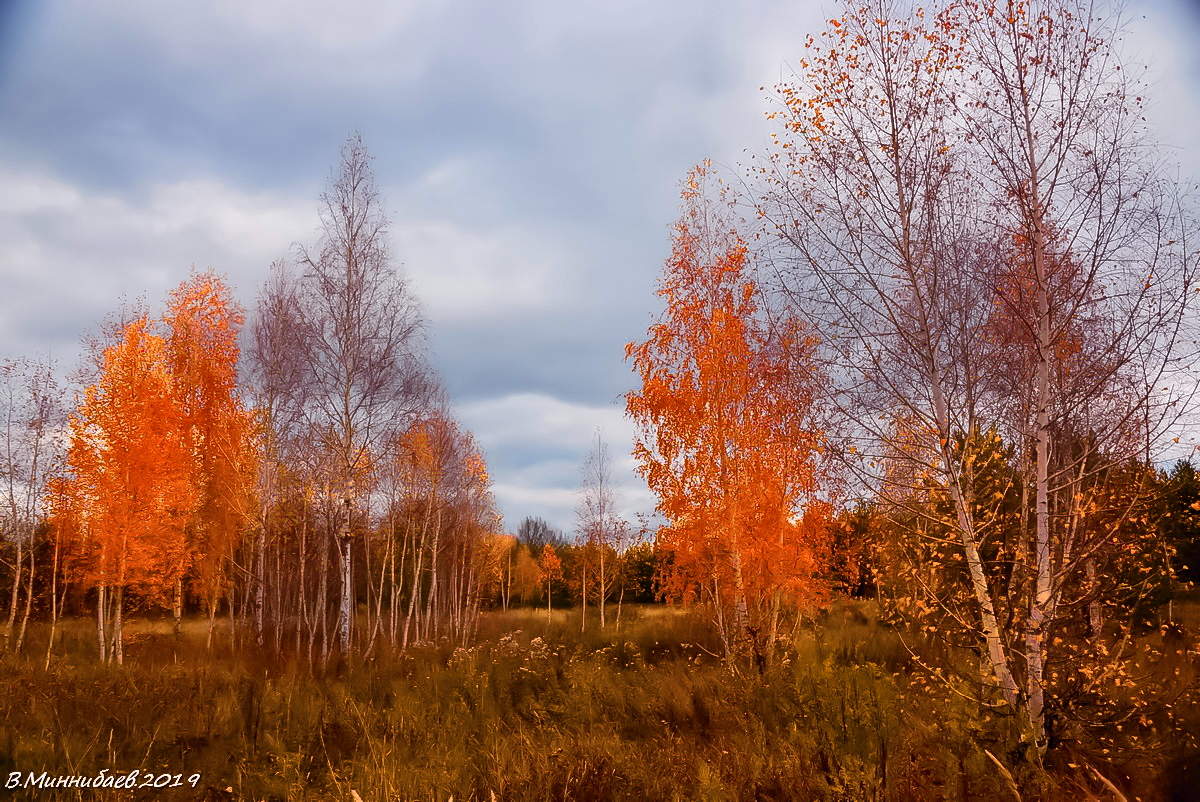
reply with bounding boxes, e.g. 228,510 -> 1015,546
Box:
0,603 -> 1194,800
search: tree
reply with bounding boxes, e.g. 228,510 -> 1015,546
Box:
626,162 -> 830,670
622,540 -> 659,604
509,543 -> 543,606
1160,460 -> 1200,592
761,0 -> 1199,757
538,544 -> 563,623
164,271 -> 256,645
393,411 -> 500,647
298,134 -> 426,655
0,357 -> 62,655
516,516 -> 565,553
576,430 -> 619,629
51,317 -> 198,664
248,260 -> 311,651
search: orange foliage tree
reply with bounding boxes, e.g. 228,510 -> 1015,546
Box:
538,544 -> 562,622
164,272 -> 257,643
392,412 -> 500,648
625,163 -> 829,670
50,317 -> 198,664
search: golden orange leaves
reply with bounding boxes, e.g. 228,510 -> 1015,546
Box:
50,272 -> 254,612
52,316 -> 198,603
626,164 -> 829,661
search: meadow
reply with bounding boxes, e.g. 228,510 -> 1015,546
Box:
1,601 -> 1196,801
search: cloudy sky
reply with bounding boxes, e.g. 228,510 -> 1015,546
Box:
1,0 -> 1198,534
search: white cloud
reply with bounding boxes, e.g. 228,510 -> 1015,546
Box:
0,168 -> 313,355
456,392 -> 655,532
0,164 -> 570,353
457,392 -> 632,451
397,219 -> 565,322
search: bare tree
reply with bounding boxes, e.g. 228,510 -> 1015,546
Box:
0,358 -> 62,654
248,260 -> 311,650
576,430 -> 618,629
297,134 -> 427,656
760,0 -> 1198,756
953,1 -> 1198,742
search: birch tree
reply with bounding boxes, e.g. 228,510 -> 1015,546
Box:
576,430 -> 618,629
0,358 -> 62,654
628,162 -> 830,670
297,134 -> 426,655
761,0 -> 1199,756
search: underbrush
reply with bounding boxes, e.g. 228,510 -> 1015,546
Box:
0,603 -> 1193,800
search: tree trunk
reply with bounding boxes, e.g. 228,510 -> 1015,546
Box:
44,531 -> 61,670
113,584 -> 125,666
599,548 -> 606,629
1086,561 -> 1104,636
1024,207 -> 1055,752
206,598 -> 217,650
615,579 -> 625,633
96,584 -> 108,663
15,543 -> 34,653
255,521 -> 266,647
580,561 -> 587,634
4,536 -> 22,648
338,532 -> 353,654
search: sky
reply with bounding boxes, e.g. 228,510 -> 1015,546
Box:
1,0 -> 1198,535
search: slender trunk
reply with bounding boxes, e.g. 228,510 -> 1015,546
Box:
402,516 -> 427,650
390,516 -> 411,645
730,537 -> 750,654
44,530 -> 61,670
426,504 -> 442,641
113,584 -> 125,666
318,518 -> 329,664
273,532 -> 283,655
366,523 -> 391,655
206,598 -> 217,650
766,588 -> 782,672
173,578 -> 183,637
880,63 -> 1021,708
336,488 -> 354,655
615,578 -> 625,633
1024,204 -> 1054,748
599,547 -> 606,629
96,584 -> 108,663
4,536 -> 22,647
228,578 -> 237,652
338,534 -> 352,654
255,522 -> 266,647
15,543 -> 34,653
1086,561 -> 1104,635
503,548 -> 511,611
298,498 -> 309,656
932,377 -> 1021,707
